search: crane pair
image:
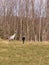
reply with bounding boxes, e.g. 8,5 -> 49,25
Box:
9,32 -> 25,44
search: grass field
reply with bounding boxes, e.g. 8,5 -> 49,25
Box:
0,39 -> 49,65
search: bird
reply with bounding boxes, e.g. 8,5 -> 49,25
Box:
8,31 -> 16,41
22,36 -> 25,44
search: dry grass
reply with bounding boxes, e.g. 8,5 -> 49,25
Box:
0,39 -> 49,65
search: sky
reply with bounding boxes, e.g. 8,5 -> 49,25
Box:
34,0 -> 47,17
0,0 -> 47,17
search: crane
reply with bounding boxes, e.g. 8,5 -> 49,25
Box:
8,32 -> 16,41
22,36 -> 25,44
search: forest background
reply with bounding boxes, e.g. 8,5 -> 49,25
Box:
0,0 -> 49,41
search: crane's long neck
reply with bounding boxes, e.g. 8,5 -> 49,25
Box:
14,33 -> 16,36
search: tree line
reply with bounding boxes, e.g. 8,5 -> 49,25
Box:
0,0 -> 49,41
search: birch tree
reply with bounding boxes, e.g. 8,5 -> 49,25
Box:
34,0 -> 47,41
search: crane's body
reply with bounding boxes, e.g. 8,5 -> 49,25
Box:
9,33 -> 16,41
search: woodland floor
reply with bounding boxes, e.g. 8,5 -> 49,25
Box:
0,39 -> 49,65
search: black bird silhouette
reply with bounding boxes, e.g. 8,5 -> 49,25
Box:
22,36 -> 25,44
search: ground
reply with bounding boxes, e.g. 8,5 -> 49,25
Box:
0,39 -> 49,65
